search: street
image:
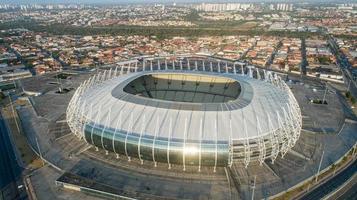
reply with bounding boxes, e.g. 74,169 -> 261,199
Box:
0,113 -> 23,199
300,159 -> 357,200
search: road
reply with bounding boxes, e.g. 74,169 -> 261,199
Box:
265,40 -> 282,68
300,37 -> 307,75
300,159 -> 357,200
0,113 -> 23,199
337,179 -> 357,200
328,35 -> 357,98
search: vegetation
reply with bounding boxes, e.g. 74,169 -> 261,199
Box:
317,56 -> 331,65
184,10 -> 200,21
54,73 -> 71,80
0,92 -> 5,100
311,99 -> 328,104
345,91 -> 351,98
51,51 -> 60,59
333,34 -> 357,40
345,91 -> 356,105
0,20 -> 320,39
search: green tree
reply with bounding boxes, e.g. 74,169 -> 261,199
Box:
346,91 -> 351,98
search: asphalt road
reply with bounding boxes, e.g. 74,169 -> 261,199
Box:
300,159 -> 357,200
337,180 -> 357,200
0,113 -> 22,199
328,36 -> 357,97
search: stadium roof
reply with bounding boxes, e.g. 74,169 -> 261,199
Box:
80,70 -> 292,142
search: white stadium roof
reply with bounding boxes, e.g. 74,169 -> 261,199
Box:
80,70 -> 291,142
67,57 -> 302,167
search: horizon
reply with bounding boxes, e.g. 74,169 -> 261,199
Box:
0,0 -> 354,5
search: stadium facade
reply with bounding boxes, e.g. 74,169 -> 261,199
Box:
67,56 -> 302,171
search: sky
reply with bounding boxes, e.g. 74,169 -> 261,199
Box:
0,0 -> 350,4
1,0 -> 350,4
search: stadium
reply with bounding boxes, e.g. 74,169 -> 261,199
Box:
66,56 -> 302,171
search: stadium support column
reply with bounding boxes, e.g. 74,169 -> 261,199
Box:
165,59 -> 168,70
180,60 -> 183,70
100,108 -> 111,155
133,62 -> 137,72
271,73 -> 277,86
256,68 -> 261,80
157,59 -> 161,70
214,118 -> 218,173
79,100 -> 87,138
273,73 -> 279,87
104,69 -> 111,80
263,69 -> 267,81
267,71 -> 273,84
114,66 -> 118,77
243,118 -> 251,168
152,116 -> 160,167
248,66 -> 253,78
233,63 -> 237,74
282,107 -> 294,150
95,71 -> 101,83
225,62 -> 228,73
66,83 -> 81,133
106,70 -> 110,81
218,61 -> 221,73
172,60 -> 175,70
125,113 -> 134,162
108,68 -> 112,79
101,70 -> 107,82
287,93 -> 302,143
286,103 -> 299,145
210,62 -> 213,72
138,115 -> 146,165
182,118 -> 188,171
81,103 -> 93,144
187,58 -> 191,70
276,111 -> 289,158
143,60 -> 146,71
228,115 -> 233,167
198,118 -> 203,172
120,65 -> 124,75
95,72 -> 102,84
90,105 -> 102,149
202,60 -> 205,71
241,64 -> 244,76
150,60 -> 153,71
256,116 -> 266,166
167,118 -> 173,169
81,103 -> 93,141
89,75 -> 96,86
276,76 -> 285,90
135,61 -> 138,72
267,113 -> 279,164
195,60 -> 198,71
112,111 -> 122,159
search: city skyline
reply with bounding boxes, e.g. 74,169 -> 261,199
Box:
1,0 -> 354,5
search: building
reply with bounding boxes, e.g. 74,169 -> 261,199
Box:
0,65 -> 32,82
67,57 -> 302,171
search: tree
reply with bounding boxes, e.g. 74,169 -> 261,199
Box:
346,91 -> 351,98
